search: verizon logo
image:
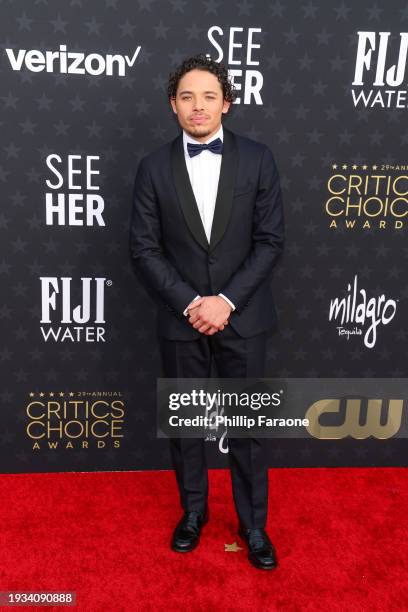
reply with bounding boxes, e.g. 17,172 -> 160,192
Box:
5,44 -> 141,77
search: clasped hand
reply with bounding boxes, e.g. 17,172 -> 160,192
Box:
186,296 -> 232,335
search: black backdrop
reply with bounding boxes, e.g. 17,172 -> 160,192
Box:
1,0 -> 407,473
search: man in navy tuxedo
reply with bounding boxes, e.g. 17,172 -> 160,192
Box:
129,54 -> 284,570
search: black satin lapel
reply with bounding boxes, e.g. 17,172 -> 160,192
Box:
209,127 -> 238,252
171,134 -> 209,252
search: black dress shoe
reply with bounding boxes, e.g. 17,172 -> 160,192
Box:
238,526 -> 278,570
171,508 -> 209,553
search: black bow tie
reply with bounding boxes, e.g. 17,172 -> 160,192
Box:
187,137 -> 223,158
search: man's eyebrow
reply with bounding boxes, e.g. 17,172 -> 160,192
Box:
178,90 -> 218,95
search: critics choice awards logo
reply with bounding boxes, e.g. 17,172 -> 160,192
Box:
352,31 -> 408,109
325,162 -> 408,230
328,275 -> 398,349
26,391 -> 125,450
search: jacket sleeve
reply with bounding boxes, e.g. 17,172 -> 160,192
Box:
129,157 -> 198,317
219,146 -> 284,314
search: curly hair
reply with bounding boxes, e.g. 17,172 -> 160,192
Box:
167,53 -> 237,103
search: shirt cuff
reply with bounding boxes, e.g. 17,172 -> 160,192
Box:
218,293 -> 235,311
183,294 -> 201,316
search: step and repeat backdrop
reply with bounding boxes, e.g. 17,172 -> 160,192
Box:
1,0 -> 407,473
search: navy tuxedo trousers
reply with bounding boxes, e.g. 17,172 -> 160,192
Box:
159,325 -> 269,529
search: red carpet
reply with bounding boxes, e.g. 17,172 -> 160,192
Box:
0,468 -> 407,611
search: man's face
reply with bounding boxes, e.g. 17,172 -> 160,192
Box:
170,68 -> 231,142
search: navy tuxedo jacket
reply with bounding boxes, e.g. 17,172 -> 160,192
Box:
129,125 -> 285,340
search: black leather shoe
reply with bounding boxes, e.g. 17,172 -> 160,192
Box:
171,508 -> 209,553
238,526 -> 278,570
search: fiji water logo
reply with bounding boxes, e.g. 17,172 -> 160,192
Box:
40,276 -> 111,343
329,275 -> 397,349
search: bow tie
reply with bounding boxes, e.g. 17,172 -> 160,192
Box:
187,137 -> 223,158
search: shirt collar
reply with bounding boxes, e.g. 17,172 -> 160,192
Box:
183,123 -> 223,157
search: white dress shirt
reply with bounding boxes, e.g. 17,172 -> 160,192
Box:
181,123 -> 235,317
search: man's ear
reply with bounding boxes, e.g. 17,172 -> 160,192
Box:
170,97 -> 177,114
222,99 -> 231,114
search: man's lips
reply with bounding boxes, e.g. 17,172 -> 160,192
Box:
190,116 -> 207,123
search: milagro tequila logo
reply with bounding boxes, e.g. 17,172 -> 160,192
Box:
329,275 -> 397,348
40,277 -> 111,342
5,44 -> 141,77
352,31 -> 408,109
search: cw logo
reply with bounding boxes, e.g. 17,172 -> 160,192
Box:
305,398 -> 403,439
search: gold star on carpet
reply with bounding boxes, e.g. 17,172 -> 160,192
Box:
224,542 -> 243,552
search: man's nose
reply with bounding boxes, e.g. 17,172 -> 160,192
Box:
192,98 -> 204,110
